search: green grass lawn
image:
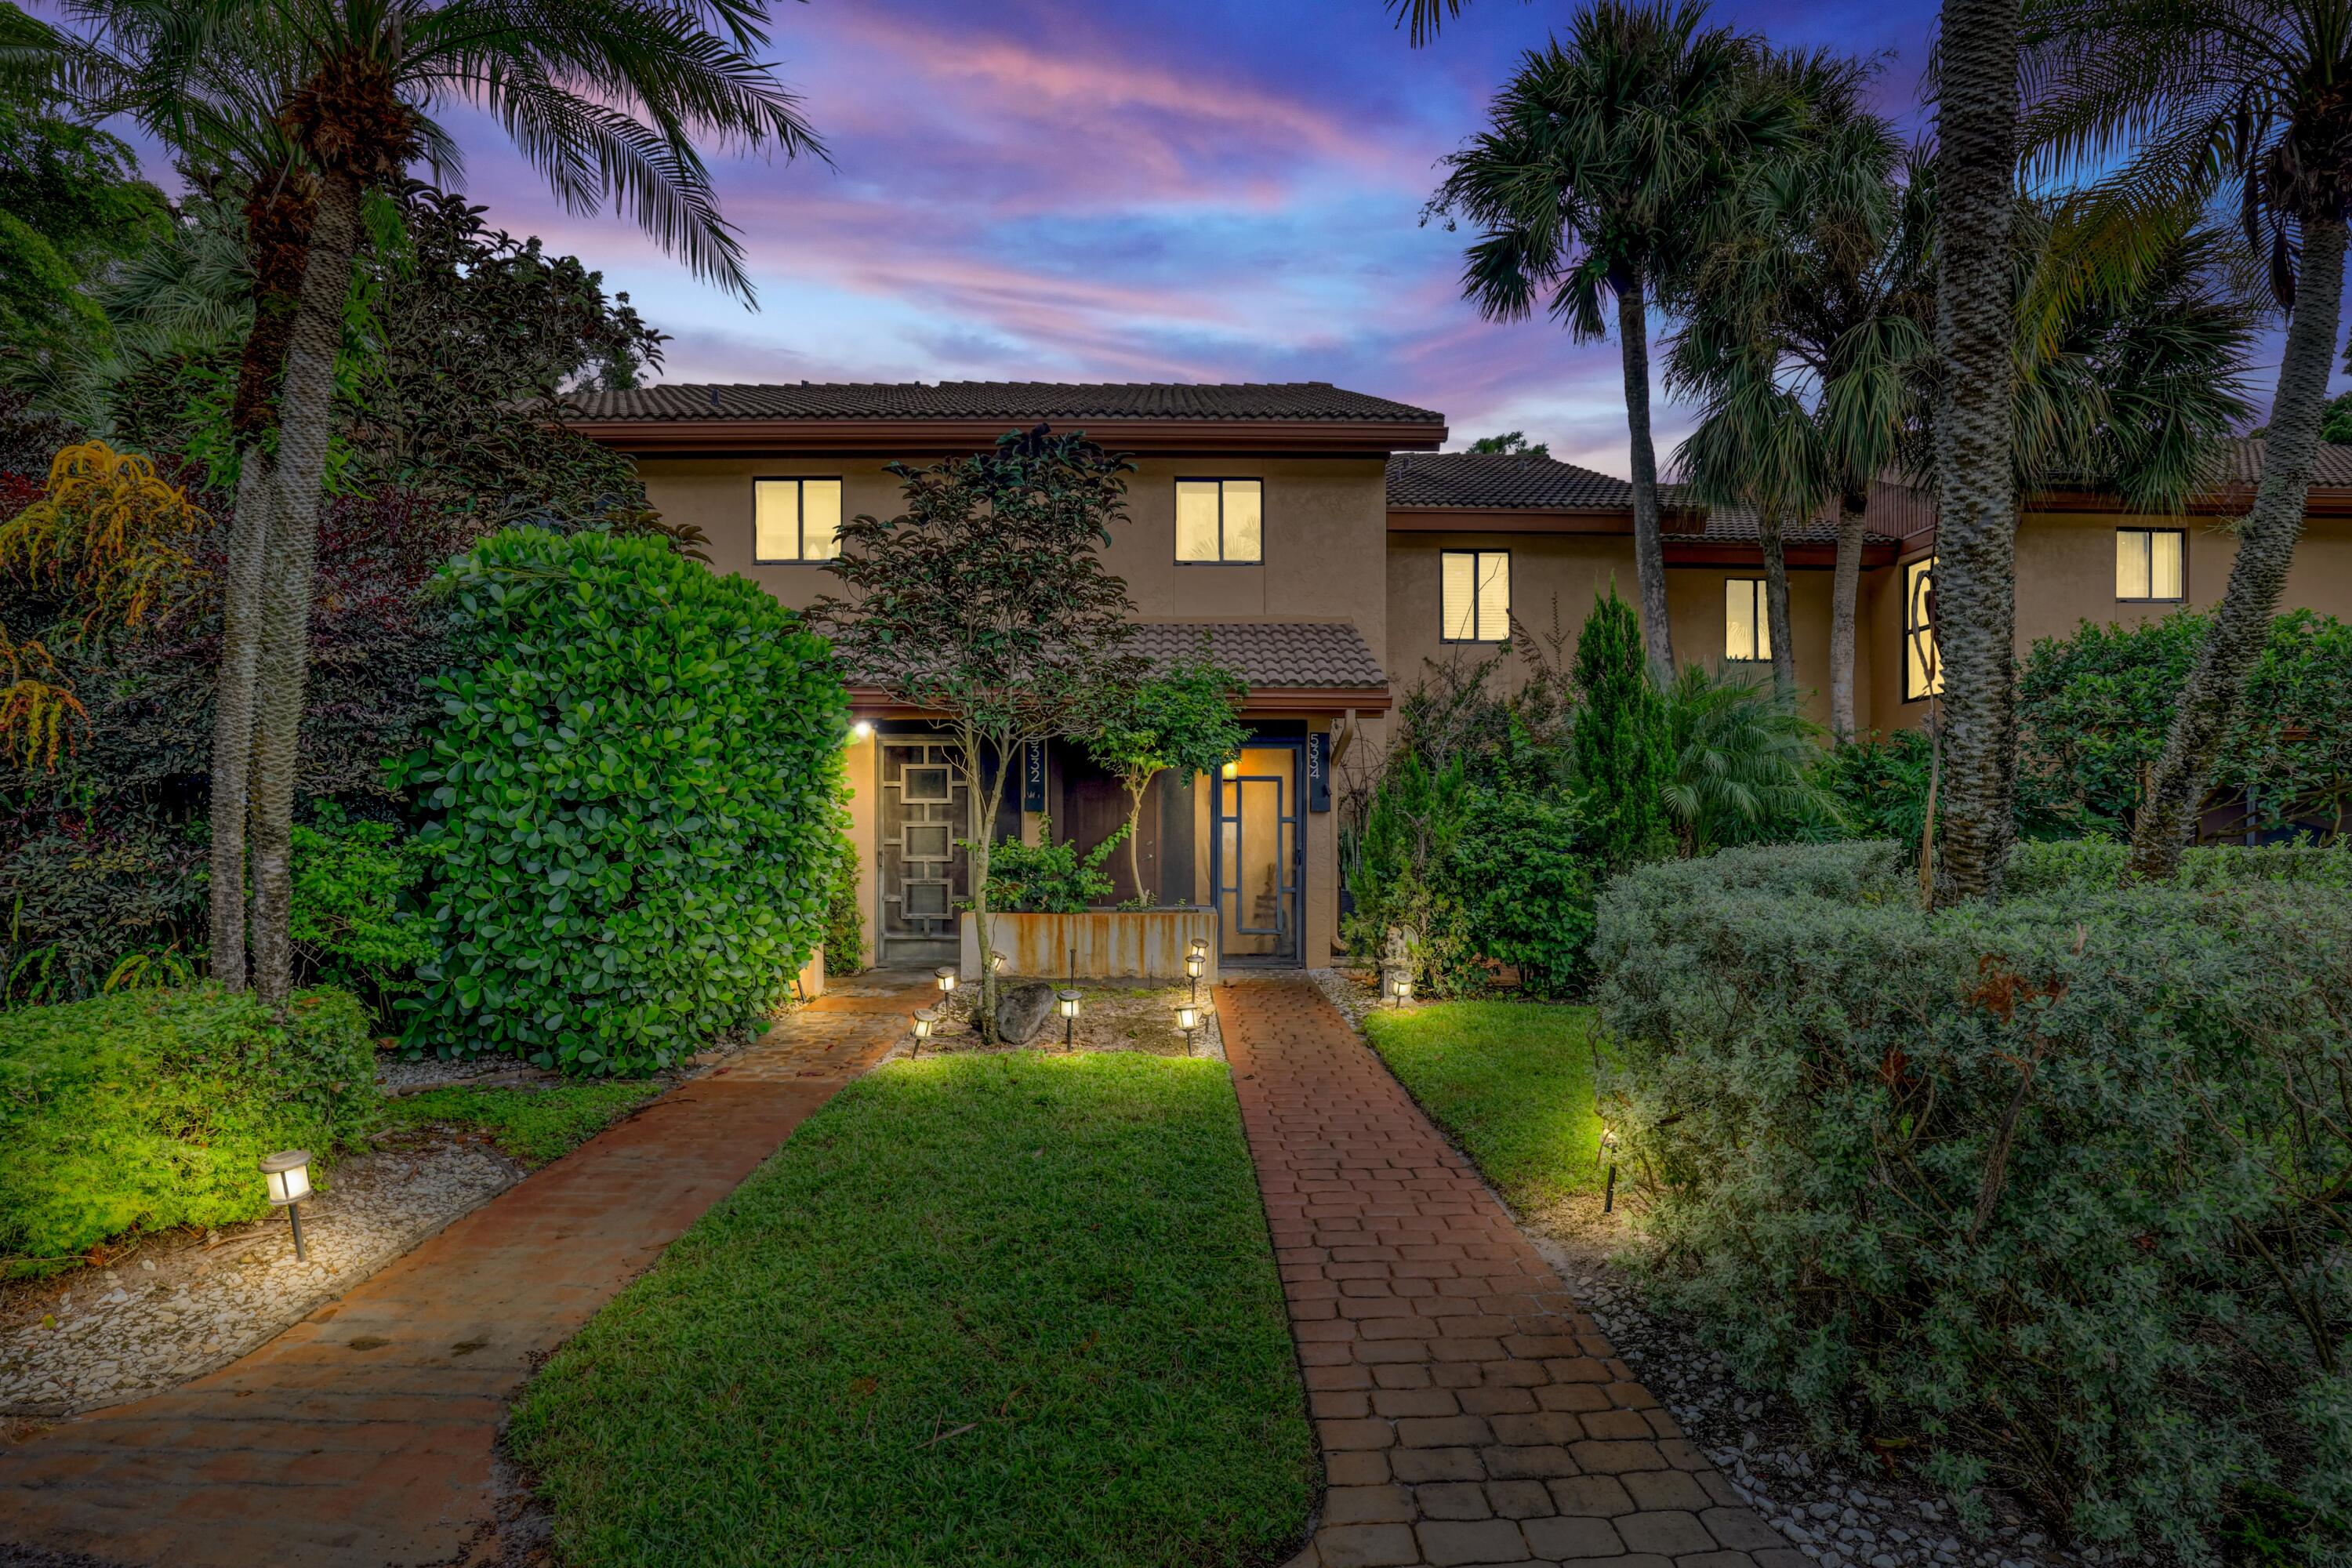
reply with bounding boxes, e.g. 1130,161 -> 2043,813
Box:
379,1082 -> 654,1166
506,1052 -> 1315,1568
1362,1001 -> 1610,1210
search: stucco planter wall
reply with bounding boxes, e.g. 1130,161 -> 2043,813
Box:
959,910 -> 1218,982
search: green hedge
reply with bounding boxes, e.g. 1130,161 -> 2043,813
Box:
1593,843 -> 2352,1564
0,985 -> 376,1269
405,529 -> 848,1076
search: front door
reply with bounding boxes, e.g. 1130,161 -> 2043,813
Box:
878,739 -> 971,966
1214,742 -> 1302,965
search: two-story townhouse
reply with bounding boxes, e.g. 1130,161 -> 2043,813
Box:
572,381 -> 2352,973
567,382 -> 1445,971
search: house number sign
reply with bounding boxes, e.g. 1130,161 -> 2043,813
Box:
1307,731 -> 1331,813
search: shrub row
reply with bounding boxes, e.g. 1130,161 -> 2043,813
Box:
0,985 -> 376,1269
1593,842 -> 2352,1565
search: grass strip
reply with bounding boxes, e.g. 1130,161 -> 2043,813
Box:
380,1082 -> 653,1167
1362,1000 -> 1609,1208
508,1051 -> 1315,1568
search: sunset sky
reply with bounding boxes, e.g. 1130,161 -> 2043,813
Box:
401,0 -> 2333,476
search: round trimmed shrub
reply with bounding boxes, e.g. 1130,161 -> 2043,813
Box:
405,528 -> 847,1075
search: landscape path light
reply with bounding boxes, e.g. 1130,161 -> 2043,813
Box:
989,949 -> 1007,975
1599,1125 -> 1621,1214
260,1149 -> 313,1261
935,965 -> 958,998
1056,989 -> 1081,1051
909,1008 -> 937,1058
1174,1000 -> 1208,1054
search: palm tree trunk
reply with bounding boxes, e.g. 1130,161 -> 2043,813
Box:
1828,492 -> 1867,742
2129,215 -> 2348,880
1928,0 -> 2023,901
248,173 -> 360,1007
208,175 -> 314,990
206,450 -> 271,989
1758,507 -> 1795,702
1617,274 -> 1675,684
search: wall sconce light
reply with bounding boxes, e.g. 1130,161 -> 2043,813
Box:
848,719 -> 874,742
260,1149 -> 313,1261
935,965 -> 957,996
909,1008 -> 936,1057
1056,989 -> 1081,1051
1220,759 -> 1239,780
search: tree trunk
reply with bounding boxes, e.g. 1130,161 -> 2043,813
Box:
1828,492 -> 1869,742
961,729 -> 1006,1042
206,450 -> 271,989
247,174 -> 361,1007
2129,214 -> 2349,880
1928,0 -> 2023,902
1617,274 -> 1675,684
208,174 -> 315,990
1126,777 -> 1150,906
1758,506 -> 1796,702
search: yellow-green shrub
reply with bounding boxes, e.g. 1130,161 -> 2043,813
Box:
0,985 -> 376,1270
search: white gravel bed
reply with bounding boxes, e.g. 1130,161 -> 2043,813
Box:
1310,968 -> 2101,1568
0,1137 -> 521,1417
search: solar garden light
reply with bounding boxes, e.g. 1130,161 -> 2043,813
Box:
909,1008 -> 937,1058
1057,989 -> 1081,1051
1599,1126 -> 1621,1214
989,949 -> 1008,974
260,1149 -> 313,1261
1174,1000 -> 1208,1054
935,965 -> 957,996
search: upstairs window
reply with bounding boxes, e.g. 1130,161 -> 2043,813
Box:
1904,555 -> 1942,701
1175,478 -> 1264,563
1724,579 -> 1771,662
2116,528 -> 2185,601
754,477 -> 844,562
1440,550 -> 1511,642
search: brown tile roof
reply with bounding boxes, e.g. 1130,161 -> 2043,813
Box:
1385,452 -> 1634,509
1130,620 -> 1386,689
2216,437 -> 2352,488
568,381 -> 1442,426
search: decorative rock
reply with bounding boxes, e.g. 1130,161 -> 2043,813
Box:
993,981 -> 1057,1044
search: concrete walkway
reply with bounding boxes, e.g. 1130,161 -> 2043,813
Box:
1218,979 -> 1801,1568
0,980 -> 922,1568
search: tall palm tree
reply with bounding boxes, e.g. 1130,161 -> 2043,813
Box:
2020,0 -> 2352,880
71,0 -> 822,1001
1668,50 -> 1911,717
1932,0 -> 2028,901
1429,0 -> 1799,683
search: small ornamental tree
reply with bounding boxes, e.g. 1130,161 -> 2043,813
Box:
811,427 -> 1142,1038
1082,648 -> 1247,902
1571,586 -> 1673,869
405,528 -> 846,1076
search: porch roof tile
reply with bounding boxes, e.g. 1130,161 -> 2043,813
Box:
1129,619 -> 1387,691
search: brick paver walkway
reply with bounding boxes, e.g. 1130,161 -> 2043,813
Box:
1219,979 -> 1801,1568
0,978 -> 924,1568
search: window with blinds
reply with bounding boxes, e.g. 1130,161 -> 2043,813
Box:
1724,579 -> 1770,662
1440,550 -> 1511,642
753,477 -> 844,562
2115,528 -> 2185,601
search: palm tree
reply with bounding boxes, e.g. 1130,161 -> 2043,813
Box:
68,0 -> 822,1001
2020,0 -> 2352,880
1668,61 -> 1926,735
1429,0 -> 1798,684
1931,0 -> 2028,902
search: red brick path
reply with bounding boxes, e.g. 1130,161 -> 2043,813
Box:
0,982 -> 921,1568
1219,979 -> 1801,1568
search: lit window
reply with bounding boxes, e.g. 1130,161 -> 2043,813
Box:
1440,550 -> 1511,642
1904,555 -> 1942,701
754,477 -> 844,562
1724,579 -> 1771,662
1174,479 -> 1264,563
2115,528 -> 2184,601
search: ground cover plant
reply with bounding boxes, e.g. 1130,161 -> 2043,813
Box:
1592,840 -> 2352,1564
508,1051 -> 1314,1568
1361,1000 -> 1608,1210
0,984 -> 375,1272
404,528 -> 846,1076
379,1082 -> 652,1167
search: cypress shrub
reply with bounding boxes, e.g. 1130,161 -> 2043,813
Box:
1594,843 -> 2352,1563
405,529 -> 847,1076
1570,588 -> 1671,869
0,985 -> 376,1269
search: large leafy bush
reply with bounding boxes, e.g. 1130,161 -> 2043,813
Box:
0,984 -> 376,1269
982,815 -> 1128,913
1594,843 -> 2352,1563
289,804 -> 433,1025
405,529 -> 846,1076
